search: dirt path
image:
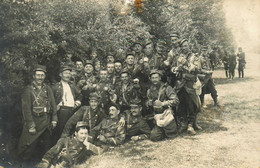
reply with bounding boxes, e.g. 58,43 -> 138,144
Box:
79,53 -> 260,168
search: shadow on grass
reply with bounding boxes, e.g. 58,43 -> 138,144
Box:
214,76 -> 254,85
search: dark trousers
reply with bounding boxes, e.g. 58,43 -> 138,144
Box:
229,68 -> 235,79
19,129 -> 52,163
150,120 -> 177,141
199,78 -> 218,104
53,106 -> 74,145
238,63 -> 244,78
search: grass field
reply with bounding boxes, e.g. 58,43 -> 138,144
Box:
75,53 -> 260,168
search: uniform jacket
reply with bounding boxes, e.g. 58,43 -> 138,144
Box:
62,106 -> 107,137
52,81 -> 82,106
124,110 -> 151,138
91,117 -> 126,146
41,137 -> 93,167
18,82 -> 57,154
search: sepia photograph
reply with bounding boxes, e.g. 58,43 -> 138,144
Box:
0,0 -> 259,167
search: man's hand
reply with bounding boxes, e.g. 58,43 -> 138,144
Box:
36,161 -> 49,168
29,127 -> 36,135
52,121 -> 57,129
119,117 -> 125,127
74,100 -> 81,108
98,135 -> 107,142
130,136 -> 140,141
83,138 -> 90,149
153,100 -> 163,108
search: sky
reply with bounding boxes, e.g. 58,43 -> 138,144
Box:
223,0 -> 260,52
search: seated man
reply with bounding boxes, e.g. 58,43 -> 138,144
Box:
124,98 -> 151,141
90,104 -> 126,146
61,92 -> 107,137
146,70 -> 179,141
37,121 -> 103,168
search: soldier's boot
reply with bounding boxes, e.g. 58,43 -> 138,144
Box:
213,97 -> 219,107
193,115 -> 202,131
187,124 -> 196,135
178,119 -> 188,134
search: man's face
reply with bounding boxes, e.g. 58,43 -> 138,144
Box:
99,70 -> 108,81
130,105 -> 142,117
181,41 -> 189,54
238,48 -> 242,52
33,71 -> 46,85
121,73 -> 129,84
107,56 -> 115,63
76,61 -> 84,70
91,50 -> 97,59
126,55 -> 135,65
150,73 -> 161,85
94,61 -> 101,71
109,106 -> 120,119
170,36 -> 179,47
89,99 -> 98,110
84,64 -> 94,74
134,44 -> 142,53
107,63 -> 115,74
114,62 -> 122,73
144,43 -> 153,56
156,44 -> 164,54
60,70 -> 71,82
75,128 -> 88,143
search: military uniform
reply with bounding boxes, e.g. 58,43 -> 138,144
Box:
198,50 -> 218,106
18,81 -> 57,162
90,116 -> 126,146
237,51 -> 246,78
228,53 -> 237,79
222,52 -> 229,78
62,106 -> 107,137
124,110 -> 151,140
146,70 -> 179,141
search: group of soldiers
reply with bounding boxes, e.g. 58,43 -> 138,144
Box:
17,32 -> 223,167
222,47 -> 246,79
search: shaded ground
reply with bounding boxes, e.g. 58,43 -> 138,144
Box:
76,53 -> 260,168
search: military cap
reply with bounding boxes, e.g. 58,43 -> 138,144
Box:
114,60 -> 122,64
157,39 -> 167,46
144,40 -> 153,46
170,32 -> 180,38
60,65 -> 72,72
149,69 -> 163,77
85,60 -> 94,66
89,92 -> 100,100
120,68 -> 129,75
129,98 -> 142,106
76,121 -> 88,129
126,52 -> 135,58
33,64 -> 47,73
179,38 -> 188,47
133,40 -> 142,46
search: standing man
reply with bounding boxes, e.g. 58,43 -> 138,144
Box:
228,48 -> 237,80
17,65 -> 57,164
52,65 -> 82,144
237,47 -> 246,78
146,70 -> 179,141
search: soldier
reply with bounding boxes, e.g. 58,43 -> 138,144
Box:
237,47 -> 246,78
124,98 -> 151,141
51,65 -> 82,144
222,49 -> 229,78
132,41 -> 145,64
228,48 -> 237,80
61,92 -> 107,137
171,39 -> 202,135
123,52 -> 137,77
114,60 -> 123,85
149,39 -> 168,70
94,60 -> 101,78
198,46 -> 219,106
107,54 -> 115,64
37,121 -> 103,168
143,40 -> 154,59
77,60 -> 97,106
95,69 -> 117,114
146,70 -> 179,141
90,105 -> 126,146
17,65 -> 57,164
116,70 -> 142,112
106,62 -> 116,85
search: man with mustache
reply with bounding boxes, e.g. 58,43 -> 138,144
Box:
17,65 -> 57,166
